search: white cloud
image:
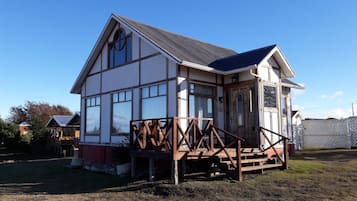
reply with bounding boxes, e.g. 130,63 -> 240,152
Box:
292,104 -> 304,111
320,90 -> 344,100
325,108 -> 351,119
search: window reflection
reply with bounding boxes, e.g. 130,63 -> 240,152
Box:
112,90 -> 132,135
141,83 -> 167,119
86,96 -> 100,135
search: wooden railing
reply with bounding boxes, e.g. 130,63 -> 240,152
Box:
259,127 -> 289,169
130,117 -> 245,181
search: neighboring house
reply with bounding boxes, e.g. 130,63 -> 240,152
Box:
19,121 -> 31,135
46,113 -> 80,156
291,110 -> 304,150
71,14 -> 302,171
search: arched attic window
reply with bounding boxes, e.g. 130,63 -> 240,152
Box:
108,28 -> 132,68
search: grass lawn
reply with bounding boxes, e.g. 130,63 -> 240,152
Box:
0,149 -> 356,201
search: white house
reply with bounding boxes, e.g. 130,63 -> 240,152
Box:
71,14 -> 302,169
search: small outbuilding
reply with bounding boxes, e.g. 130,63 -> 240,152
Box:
19,121 -> 31,135
46,113 -> 80,156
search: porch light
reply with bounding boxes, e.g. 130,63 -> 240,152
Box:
232,74 -> 239,83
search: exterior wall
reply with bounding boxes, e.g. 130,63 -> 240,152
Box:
140,54 -> 166,84
224,70 -> 254,84
79,21 -> 178,164
101,62 -> 139,92
302,119 -> 353,149
79,144 -> 114,164
258,57 -> 285,148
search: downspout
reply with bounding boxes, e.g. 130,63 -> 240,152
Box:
250,65 -> 263,148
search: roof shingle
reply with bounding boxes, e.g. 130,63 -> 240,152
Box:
118,15 -> 238,66
209,45 -> 276,71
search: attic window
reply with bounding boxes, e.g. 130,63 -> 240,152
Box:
108,28 -> 132,68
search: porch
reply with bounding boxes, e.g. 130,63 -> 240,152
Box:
129,117 -> 289,184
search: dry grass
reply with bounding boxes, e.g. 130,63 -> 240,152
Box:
0,149 -> 357,201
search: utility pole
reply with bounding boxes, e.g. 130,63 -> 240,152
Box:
352,103 -> 355,117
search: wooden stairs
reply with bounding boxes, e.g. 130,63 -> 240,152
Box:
186,147 -> 284,179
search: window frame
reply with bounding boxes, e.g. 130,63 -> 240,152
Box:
188,83 -> 215,118
111,90 -> 133,136
263,85 -> 277,108
141,83 -> 167,119
108,28 -> 132,68
85,96 -> 101,135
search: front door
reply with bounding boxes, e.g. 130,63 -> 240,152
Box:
227,84 -> 258,147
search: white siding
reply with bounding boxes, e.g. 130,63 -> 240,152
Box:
85,136 -> 100,143
132,88 -> 140,120
100,94 -> 111,143
81,84 -> 86,97
132,34 -> 140,60
140,55 -> 166,84
258,66 -> 269,81
270,68 -> 280,83
89,55 -> 102,74
85,74 -> 101,96
168,80 -> 177,117
102,62 -> 139,92
224,70 -> 254,84
80,98 -> 85,142
177,77 -> 188,129
140,39 -> 159,58
189,68 -> 215,83
101,43 -> 108,71
271,112 -> 279,143
168,60 -> 177,78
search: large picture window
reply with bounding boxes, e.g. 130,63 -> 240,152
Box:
112,90 -> 132,135
86,96 -> 101,135
264,86 -> 277,108
141,83 -> 167,119
108,29 -> 132,68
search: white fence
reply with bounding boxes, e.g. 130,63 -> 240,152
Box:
302,117 -> 357,149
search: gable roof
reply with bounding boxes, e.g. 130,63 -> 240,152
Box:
71,14 -> 296,94
282,79 -> 304,89
209,45 -> 276,71
46,113 -> 80,128
118,15 -> 237,66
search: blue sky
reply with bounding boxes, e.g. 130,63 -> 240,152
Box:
0,0 -> 356,119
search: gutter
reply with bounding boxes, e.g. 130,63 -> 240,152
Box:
181,61 -> 257,75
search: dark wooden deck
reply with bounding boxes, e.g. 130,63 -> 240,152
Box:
130,117 -> 288,184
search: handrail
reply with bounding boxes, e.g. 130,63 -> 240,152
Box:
212,125 -> 245,142
130,117 -> 245,181
260,126 -> 290,140
259,126 -> 289,170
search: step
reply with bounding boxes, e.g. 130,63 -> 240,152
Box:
241,163 -> 282,172
220,157 -> 268,164
241,158 -> 268,164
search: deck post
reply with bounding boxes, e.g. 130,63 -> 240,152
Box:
283,138 -> 289,170
236,139 -> 243,182
131,156 -> 136,178
149,158 -> 155,181
172,160 -> 179,185
172,117 -> 179,185
180,155 -> 186,181
209,121 -> 214,151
